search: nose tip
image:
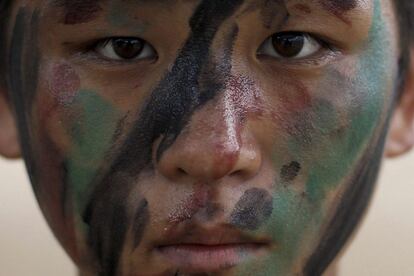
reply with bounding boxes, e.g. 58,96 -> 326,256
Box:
157,135 -> 261,182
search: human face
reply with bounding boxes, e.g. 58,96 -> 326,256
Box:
4,0 -> 400,275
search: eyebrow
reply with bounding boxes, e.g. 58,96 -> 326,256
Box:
51,0 -> 103,25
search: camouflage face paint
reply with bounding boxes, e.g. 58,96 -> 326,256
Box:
53,0 -> 102,25
230,188 -> 274,231
48,63 -> 80,104
320,0 -> 358,13
7,3 -> 81,264
320,0 -> 358,24
242,0 -> 290,29
260,0 -> 289,29
280,161 -> 302,182
293,3 -> 312,14
234,1 -> 397,275
83,1 -> 244,274
304,127 -> 388,275
5,0 -> 402,275
168,185 -> 209,224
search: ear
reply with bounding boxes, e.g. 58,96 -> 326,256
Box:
0,87 -> 21,159
385,49 -> 414,158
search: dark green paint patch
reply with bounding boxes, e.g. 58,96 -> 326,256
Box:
65,90 -> 122,214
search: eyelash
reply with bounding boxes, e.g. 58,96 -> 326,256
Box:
74,37 -> 156,66
78,32 -> 338,67
257,32 -> 339,66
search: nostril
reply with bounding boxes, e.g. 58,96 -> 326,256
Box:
229,169 -> 243,177
229,168 -> 256,179
177,167 -> 187,176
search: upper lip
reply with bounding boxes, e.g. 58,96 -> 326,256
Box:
154,223 -> 271,248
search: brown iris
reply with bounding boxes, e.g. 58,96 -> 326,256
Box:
271,32 -> 305,58
112,38 -> 145,59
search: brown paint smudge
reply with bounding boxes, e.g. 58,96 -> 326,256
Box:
54,0 -> 102,25
320,0 -> 357,25
209,74 -> 264,176
294,4 -> 312,14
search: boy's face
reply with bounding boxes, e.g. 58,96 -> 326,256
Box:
1,0 -> 408,275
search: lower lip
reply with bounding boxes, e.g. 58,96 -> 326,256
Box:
157,244 -> 265,273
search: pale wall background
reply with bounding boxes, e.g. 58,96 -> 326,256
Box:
1,152 -> 413,276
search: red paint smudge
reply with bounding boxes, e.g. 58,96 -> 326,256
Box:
319,0 -> 357,25
49,63 -> 80,104
294,4 -> 312,14
168,185 -> 209,223
226,75 -> 264,118
270,79 -> 312,135
211,75 -> 264,175
278,80 -> 312,112
55,0 -> 102,25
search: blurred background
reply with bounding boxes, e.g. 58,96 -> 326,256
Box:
1,151 -> 413,276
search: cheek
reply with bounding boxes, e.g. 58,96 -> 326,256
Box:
48,62 -> 81,104
280,68 -> 386,200
37,64 -> 127,209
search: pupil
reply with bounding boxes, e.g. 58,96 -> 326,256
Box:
112,38 -> 144,59
272,33 -> 305,58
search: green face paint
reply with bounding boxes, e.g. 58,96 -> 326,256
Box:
6,0 -> 404,275
64,90 -> 122,228
235,1 -> 398,275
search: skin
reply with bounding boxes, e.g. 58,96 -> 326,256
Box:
1,0 -> 414,275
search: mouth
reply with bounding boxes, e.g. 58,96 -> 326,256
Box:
157,243 -> 267,273
154,225 -> 271,273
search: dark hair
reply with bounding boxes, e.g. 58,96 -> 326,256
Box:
0,0 -> 12,89
394,0 -> 414,92
396,0 -> 414,46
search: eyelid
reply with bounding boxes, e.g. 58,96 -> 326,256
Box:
257,32 -> 339,65
94,37 -> 157,61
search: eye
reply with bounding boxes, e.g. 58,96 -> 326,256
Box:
95,37 -> 156,61
259,32 -> 322,59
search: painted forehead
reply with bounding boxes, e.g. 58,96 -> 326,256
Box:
47,0 -> 367,25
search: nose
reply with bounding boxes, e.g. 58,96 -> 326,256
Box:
156,94 -> 262,182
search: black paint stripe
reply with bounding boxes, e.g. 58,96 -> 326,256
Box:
281,161 -> 301,182
83,1 -> 245,275
132,199 -> 149,249
230,188 -> 274,230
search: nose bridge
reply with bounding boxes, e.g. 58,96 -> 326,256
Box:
154,9 -> 263,182
156,72 -> 262,182
193,97 -> 242,179
198,83 -> 245,168
213,74 -> 258,154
